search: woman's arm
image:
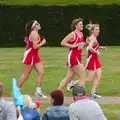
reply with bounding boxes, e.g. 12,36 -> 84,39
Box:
88,39 -> 99,54
61,32 -> 78,48
30,31 -> 46,49
99,46 -> 106,50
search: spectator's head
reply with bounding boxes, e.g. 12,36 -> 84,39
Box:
23,95 -> 35,109
50,90 -> 64,106
72,85 -> 86,101
23,95 -> 40,112
0,83 -> 4,98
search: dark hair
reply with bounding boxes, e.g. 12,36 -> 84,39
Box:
0,84 -> 4,97
71,18 -> 83,30
50,90 -> 64,106
25,20 -> 35,37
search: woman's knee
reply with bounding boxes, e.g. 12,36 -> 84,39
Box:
37,71 -> 44,77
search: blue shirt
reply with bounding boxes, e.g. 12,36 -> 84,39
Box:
42,105 -> 70,120
21,108 -> 40,120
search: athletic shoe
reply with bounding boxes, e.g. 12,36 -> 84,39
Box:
89,93 -> 102,99
35,91 -> 47,99
66,80 -> 75,91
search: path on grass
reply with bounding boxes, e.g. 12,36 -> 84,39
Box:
4,96 -> 120,104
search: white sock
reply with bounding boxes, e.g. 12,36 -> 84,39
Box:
36,87 -> 42,93
74,80 -> 79,85
91,92 -> 96,95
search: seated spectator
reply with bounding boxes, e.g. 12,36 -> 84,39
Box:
0,83 -> 17,120
69,85 -> 107,120
21,95 -> 41,120
42,90 -> 69,120
12,78 -> 41,120
16,95 -> 40,120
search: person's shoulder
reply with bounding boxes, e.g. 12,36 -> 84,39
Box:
88,36 -> 93,41
87,99 -> 97,103
30,31 -> 38,37
43,106 -> 53,116
32,109 -> 40,116
67,31 -> 75,38
69,102 -> 75,109
6,101 -> 14,105
0,100 -> 15,113
61,106 -> 69,114
0,100 -> 14,108
45,106 -> 53,112
86,99 -> 100,106
27,108 -> 40,116
62,106 -> 69,110
6,101 -> 15,111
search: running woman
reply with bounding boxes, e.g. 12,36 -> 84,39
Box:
17,20 -> 47,98
58,18 -> 85,91
85,23 -> 106,98
66,22 -> 93,91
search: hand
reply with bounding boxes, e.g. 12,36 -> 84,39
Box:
71,44 -> 79,48
78,43 -> 85,49
33,104 -> 37,109
42,39 -> 46,45
101,46 -> 106,50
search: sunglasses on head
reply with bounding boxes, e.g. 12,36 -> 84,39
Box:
31,21 -> 39,29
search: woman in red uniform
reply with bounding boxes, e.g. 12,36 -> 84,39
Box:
17,20 -> 47,98
85,23 -> 106,98
58,18 -> 85,91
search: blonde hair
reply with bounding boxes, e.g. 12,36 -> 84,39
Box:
71,18 -> 83,30
23,95 -> 35,109
16,95 -> 36,119
85,21 -> 100,34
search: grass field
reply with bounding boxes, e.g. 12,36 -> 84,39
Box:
40,104 -> 120,120
1,0 -> 120,5
0,47 -> 120,96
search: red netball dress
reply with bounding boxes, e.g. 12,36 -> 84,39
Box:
67,32 -> 84,67
22,37 -> 41,65
86,41 -> 101,70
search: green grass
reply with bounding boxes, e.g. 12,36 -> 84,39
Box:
0,47 -> 120,96
40,104 -> 120,120
1,0 -> 120,6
